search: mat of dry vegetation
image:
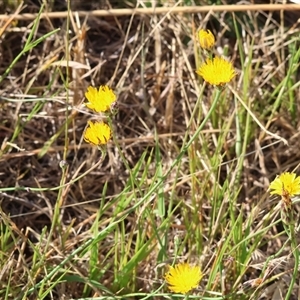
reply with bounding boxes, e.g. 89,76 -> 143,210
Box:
1,1 -> 300,299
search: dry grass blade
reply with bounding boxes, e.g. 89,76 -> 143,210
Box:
1,0 -> 300,299
1,4 -> 300,20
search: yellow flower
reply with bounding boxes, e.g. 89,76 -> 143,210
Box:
196,56 -> 236,86
84,121 -> 111,145
198,29 -> 215,50
85,85 -> 116,113
269,172 -> 300,197
164,263 -> 202,294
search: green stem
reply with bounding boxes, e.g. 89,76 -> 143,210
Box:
284,223 -> 298,300
175,87 -> 222,164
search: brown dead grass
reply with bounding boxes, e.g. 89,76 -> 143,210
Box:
1,0 -> 300,299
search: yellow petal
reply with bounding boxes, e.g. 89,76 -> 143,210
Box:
85,85 -> 116,113
165,263 -> 202,294
84,121 -> 111,145
198,29 -> 215,50
196,56 -> 236,86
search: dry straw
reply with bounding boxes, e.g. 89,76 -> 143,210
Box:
0,4 -> 300,20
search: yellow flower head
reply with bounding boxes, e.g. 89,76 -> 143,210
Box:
196,56 -> 236,86
164,263 -> 202,294
85,85 -> 116,113
198,29 -> 215,50
269,172 -> 300,197
84,121 -> 111,145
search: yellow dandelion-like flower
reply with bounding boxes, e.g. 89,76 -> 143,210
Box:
85,85 -> 116,113
165,263 -> 203,294
198,29 -> 215,50
196,56 -> 236,86
269,172 -> 300,197
84,121 -> 111,146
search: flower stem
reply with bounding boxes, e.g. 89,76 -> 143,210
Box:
284,223 -> 299,300
181,87 -> 222,152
